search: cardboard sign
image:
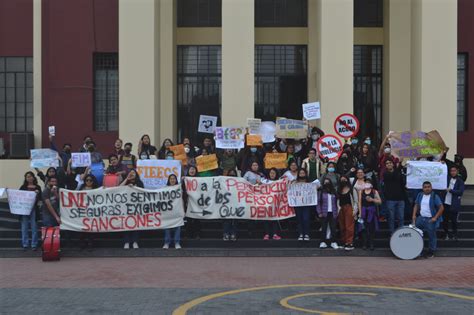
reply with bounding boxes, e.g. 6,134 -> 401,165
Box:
198,115 -> 218,134
275,118 -> 308,139
288,183 -> 318,207
246,134 -> 263,147
169,144 -> 187,166
136,159 -> 181,189
30,149 -> 59,169
388,130 -> 447,159
185,177 -> 294,220
71,152 -> 92,168
215,127 -> 245,149
247,118 -> 262,134
60,185 -> 184,232
317,135 -> 343,161
264,153 -> 288,169
48,126 -> 56,136
334,113 -> 360,138
7,189 -> 37,215
196,154 -> 218,172
406,161 -> 448,190
302,102 -> 321,120
258,121 -> 277,143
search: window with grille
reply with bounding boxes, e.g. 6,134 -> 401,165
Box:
94,53 -> 118,131
354,45 -> 383,145
177,46 -> 221,144
0,57 -> 33,132
255,45 -> 307,121
457,53 -> 468,132
255,0 -> 307,27
354,0 -> 383,27
177,0 -> 222,27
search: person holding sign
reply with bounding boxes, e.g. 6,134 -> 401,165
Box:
222,169 -> 238,241
19,172 -> 42,250
78,174 -> 99,250
317,179 -> 339,249
358,179 -> 382,251
184,166 -> 201,240
261,168 -> 282,240
41,177 -> 61,227
120,169 -> 144,249
294,168 -> 313,241
162,174 -> 183,250
105,154 -> 128,181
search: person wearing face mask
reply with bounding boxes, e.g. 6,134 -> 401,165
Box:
158,138 -> 174,159
317,179 -> 339,249
319,162 -> 340,188
294,168 -> 312,241
119,142 -> 137,173
238,145 -> 264,174
358,179 -> 382,250
338,175 -> 358,250
378,134 -> 399,181
165,151 -> 175,161
218,149 -> 238,176
49,134 -> 72,171
336,150 -> 356,176
197,148 -> 217,177
308,127 -> 324,150
87,141 -> 104,164
350,138 -> 360,159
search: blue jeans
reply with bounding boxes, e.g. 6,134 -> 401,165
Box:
295,206 -> 311,236
21,210 -> 38,248
415,216 -> 437,252
164,227 -> 181,245
386,200 -> 405,234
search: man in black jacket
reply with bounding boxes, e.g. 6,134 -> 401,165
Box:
382,159 -> 406,234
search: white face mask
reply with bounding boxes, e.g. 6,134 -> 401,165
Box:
184,147 -> 190,154
311,134 -> 319,140
364,184 -> 373,189
384,148 -> 391,154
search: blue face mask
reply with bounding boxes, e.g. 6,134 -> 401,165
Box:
365,139 -> 371,145
327,167 -> 335,173
166,156 -> 173,160
250,147 -> 257,153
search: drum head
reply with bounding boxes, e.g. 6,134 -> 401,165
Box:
390,226 -> 424,260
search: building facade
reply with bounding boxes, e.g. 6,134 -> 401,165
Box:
0,0 -> 473,186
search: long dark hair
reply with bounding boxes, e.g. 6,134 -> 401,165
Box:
296,168 -> 308,182
22,171 -> 38,187
322,179 -> 336,195
79,174 -> 99,190
187,166 -> 198,177
338,175 -> 352,195
127,169 -> 144,188
267,167 -> 280,181
167,174 -> 178,186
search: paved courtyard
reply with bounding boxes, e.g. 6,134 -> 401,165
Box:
1,257 -> 473,314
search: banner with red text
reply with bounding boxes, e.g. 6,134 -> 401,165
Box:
184,177 -> 294,220
59,185 -> 184,232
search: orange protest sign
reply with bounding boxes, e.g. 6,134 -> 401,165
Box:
196,154 -> 218,172
247,134 -> 263,147
264,153 -> 287,169
169,144 -> 187,166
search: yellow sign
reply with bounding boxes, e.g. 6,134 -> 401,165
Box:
247,134 -> 263,147
169,144 -> 187,166
196,154 -> 218,172
264,153 -> 287,169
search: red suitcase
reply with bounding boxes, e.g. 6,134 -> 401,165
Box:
41,227 -> 61,261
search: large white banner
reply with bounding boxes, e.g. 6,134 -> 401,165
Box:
7,189 -> 37,215
59,185 -> 184,232
406,161 -> 448,190
185,177 -> 294,220
136,159 -> 181,189
287,183 -> 318,207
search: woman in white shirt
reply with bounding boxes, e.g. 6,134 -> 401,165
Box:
282,161 -> 298,181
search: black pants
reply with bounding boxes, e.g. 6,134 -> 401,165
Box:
321,212 -> 337,243
362,220 -> 376,247
442,204 -> 459,236
187,218 -> 201,238
264,221 -> 279,236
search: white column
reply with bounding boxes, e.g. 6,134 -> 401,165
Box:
33,0 -> 42,147
221,0 -> 254,125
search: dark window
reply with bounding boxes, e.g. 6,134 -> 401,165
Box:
255,0 -> 307,27
94,53 -> 118,131
255,45 -> 307,121
354,0 -> 383,27
457,53 -> 468,132
178,46 -> 221,144
0,57 -> 33,132
354,45 -> 383,145
178,0 -> 222,27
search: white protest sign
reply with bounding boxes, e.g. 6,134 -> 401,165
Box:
7,189 -> 37,215
60,185 -> 184,232
198,115 -> 218,134
247,118 -> 262,134
136,159 -> 181,189
288,183 -> 318,207
302,102 -> 321,120
71,152 -> 92,167
406,161 -> 448,190
185,177 -> 294,220
317,135 -> 343,161
334,113 -> 360,139
258,121 -> 276,143
48,126 -> 56,136
30,149 -> 59,169
215,127 -> 246,149
0,188 -> 6,198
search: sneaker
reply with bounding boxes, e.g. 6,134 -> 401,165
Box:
298,235 -> 304,241
230,234 -> 237,241
132,242 -> 139,249
319,242 -> 327,248
423,250 -> 435,258
379,216 -> 387,222
175,243 -> 182,249
162,243 -> 169,249
344,244 -> 355,251
123,243 -> 130,250
444,235 -> 450,241
263,234 -> 270,240
223,234 -> 230,241
330,242 -> 339,249
272,234 -> 282,240
304,235 -> 310,241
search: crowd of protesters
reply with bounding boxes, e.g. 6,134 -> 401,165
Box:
16,128 -> 468,258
